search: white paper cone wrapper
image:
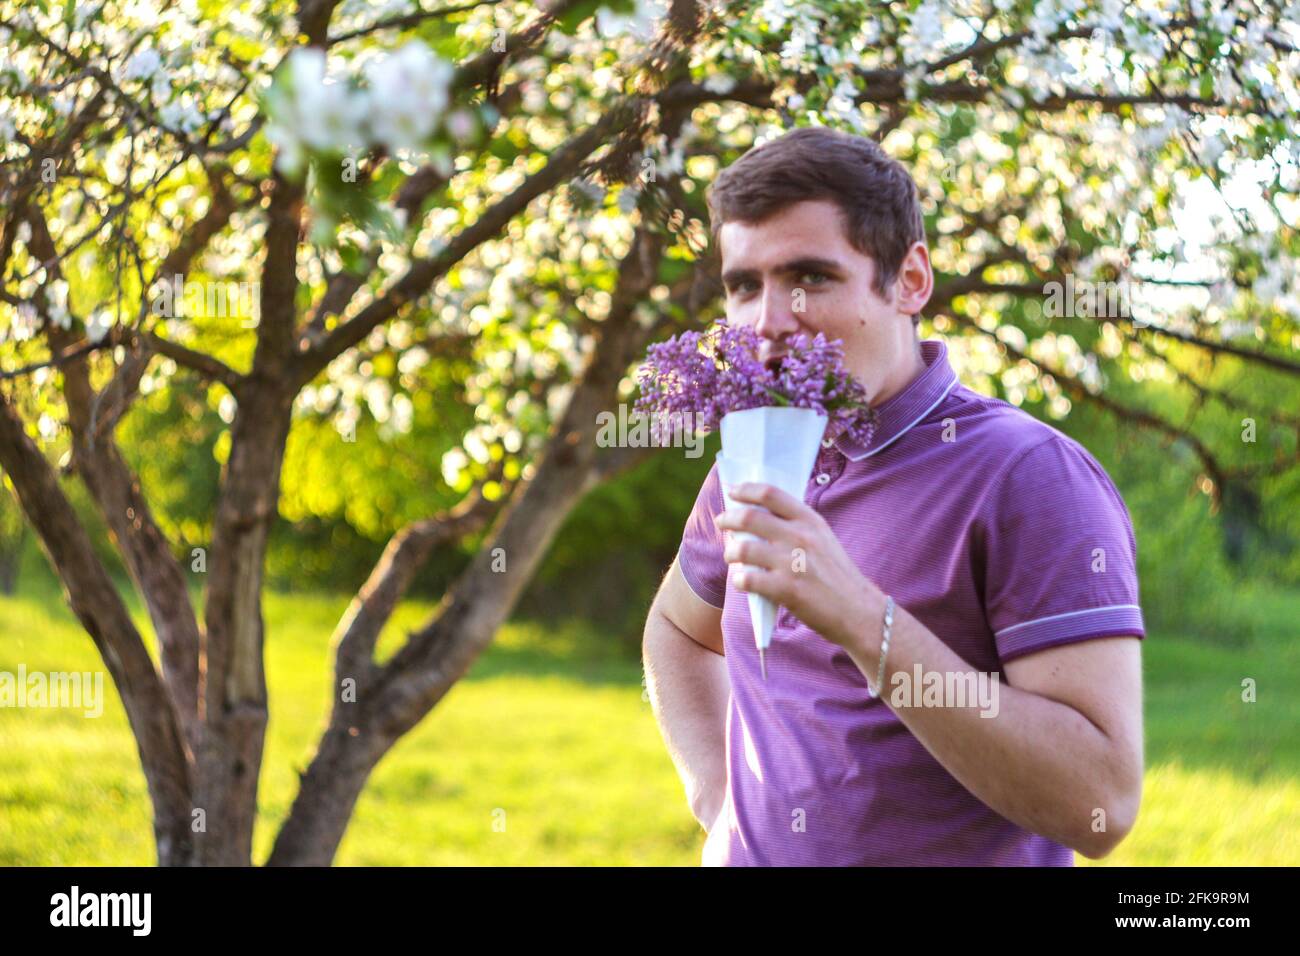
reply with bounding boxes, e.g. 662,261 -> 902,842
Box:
716,406 -> 829,655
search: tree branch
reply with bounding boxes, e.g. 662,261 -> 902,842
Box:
944,310 -> 1232,508
298,107 -> 632,382
1130,321 -> 1300,377
138,330 -> 244,391
327,0 -> 503,45
331,469 -> 508,689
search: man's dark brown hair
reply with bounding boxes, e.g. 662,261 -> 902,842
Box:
706,126 -> 928,326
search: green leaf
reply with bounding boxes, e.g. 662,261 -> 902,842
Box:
657,257 -> 691,285
488,137 -> 520,163
556,0 -> 615,36
339,243 -> 369,276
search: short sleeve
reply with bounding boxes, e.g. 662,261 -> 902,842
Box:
979,435 -> 1146,663
675,462 -> 728,609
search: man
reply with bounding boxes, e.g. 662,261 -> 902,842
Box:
641,126 -> 1145,866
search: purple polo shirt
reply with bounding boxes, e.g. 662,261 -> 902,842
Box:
677,337 -> 1146,866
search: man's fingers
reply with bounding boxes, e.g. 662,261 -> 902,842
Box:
714,503 -> 785,541
723,532 -> 786,570
726,482 -> 805,519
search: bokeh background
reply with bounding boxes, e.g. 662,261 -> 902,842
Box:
4,372 -> 1299,865
2,0 -> 1299,865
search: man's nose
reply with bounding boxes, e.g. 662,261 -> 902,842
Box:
754,284 -> 799,342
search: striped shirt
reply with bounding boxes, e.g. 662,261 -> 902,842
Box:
677,336 -> 1146,865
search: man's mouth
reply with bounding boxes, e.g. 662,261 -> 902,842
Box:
761,352 -> 787,374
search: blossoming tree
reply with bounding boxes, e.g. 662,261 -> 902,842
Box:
1,0 -> 1298,864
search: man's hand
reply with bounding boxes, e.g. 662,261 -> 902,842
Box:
714,481 -> 885,651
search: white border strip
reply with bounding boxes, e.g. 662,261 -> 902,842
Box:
679,559 -> 725,610
995,604 -> 1143,638
850,378 -> 959,461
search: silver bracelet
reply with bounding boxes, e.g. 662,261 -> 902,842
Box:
868,595 -> 894,699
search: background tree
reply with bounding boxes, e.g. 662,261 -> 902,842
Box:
1,0 -> 1297,865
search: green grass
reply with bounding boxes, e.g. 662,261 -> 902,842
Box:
1,575 -> 1297,865
1089,586 -> 1300,866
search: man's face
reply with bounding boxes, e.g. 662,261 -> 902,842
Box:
718,198 -> 932,403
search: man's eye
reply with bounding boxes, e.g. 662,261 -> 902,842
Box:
799,272 -> 829,286
730,280 -> 759,295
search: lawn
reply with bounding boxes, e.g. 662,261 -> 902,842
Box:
1,576 -> 1297,865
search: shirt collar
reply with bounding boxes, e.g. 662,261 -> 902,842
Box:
830,338 -> 959,462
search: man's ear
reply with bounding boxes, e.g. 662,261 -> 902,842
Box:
894,242 -> 933,317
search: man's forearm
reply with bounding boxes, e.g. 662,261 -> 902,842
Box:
843,600 -> 1138,856
642,609 -> 731,828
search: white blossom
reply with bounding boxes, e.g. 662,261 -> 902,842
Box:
1253,257 -> 1292,306
267,47 -> 374,171
1096,0 -> 1124,32
46,278 -> 71,329
1213,62 -> 1242,103
38,413 -> 60,442
12,303 -> 38,341
1200,134 -> 1227,167
291,51 -> 367,152
311,86 -> 369,152
780,22 -> 812,68
160,98 -> 206,135
123,48 -> 163,82
150,69 -> 172,102
1210,8 -> 1237,35
758,0 -> 796,32
903,0 -> 945,65
364,42 -> 453,152
596,0 -> 666,40
86,310 -> 114,344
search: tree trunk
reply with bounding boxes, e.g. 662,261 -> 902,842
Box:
196,376 -> 295,865
0,522 -> 22,595
267,230 -> 667,865
0,394 -> 197,864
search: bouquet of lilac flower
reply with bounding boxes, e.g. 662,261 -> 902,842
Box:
633,319 -> 878,448
634,319 -> 879,680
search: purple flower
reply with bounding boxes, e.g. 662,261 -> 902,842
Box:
633,319 -> 879,442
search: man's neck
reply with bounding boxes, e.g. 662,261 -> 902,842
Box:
870,335 -> 926,407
